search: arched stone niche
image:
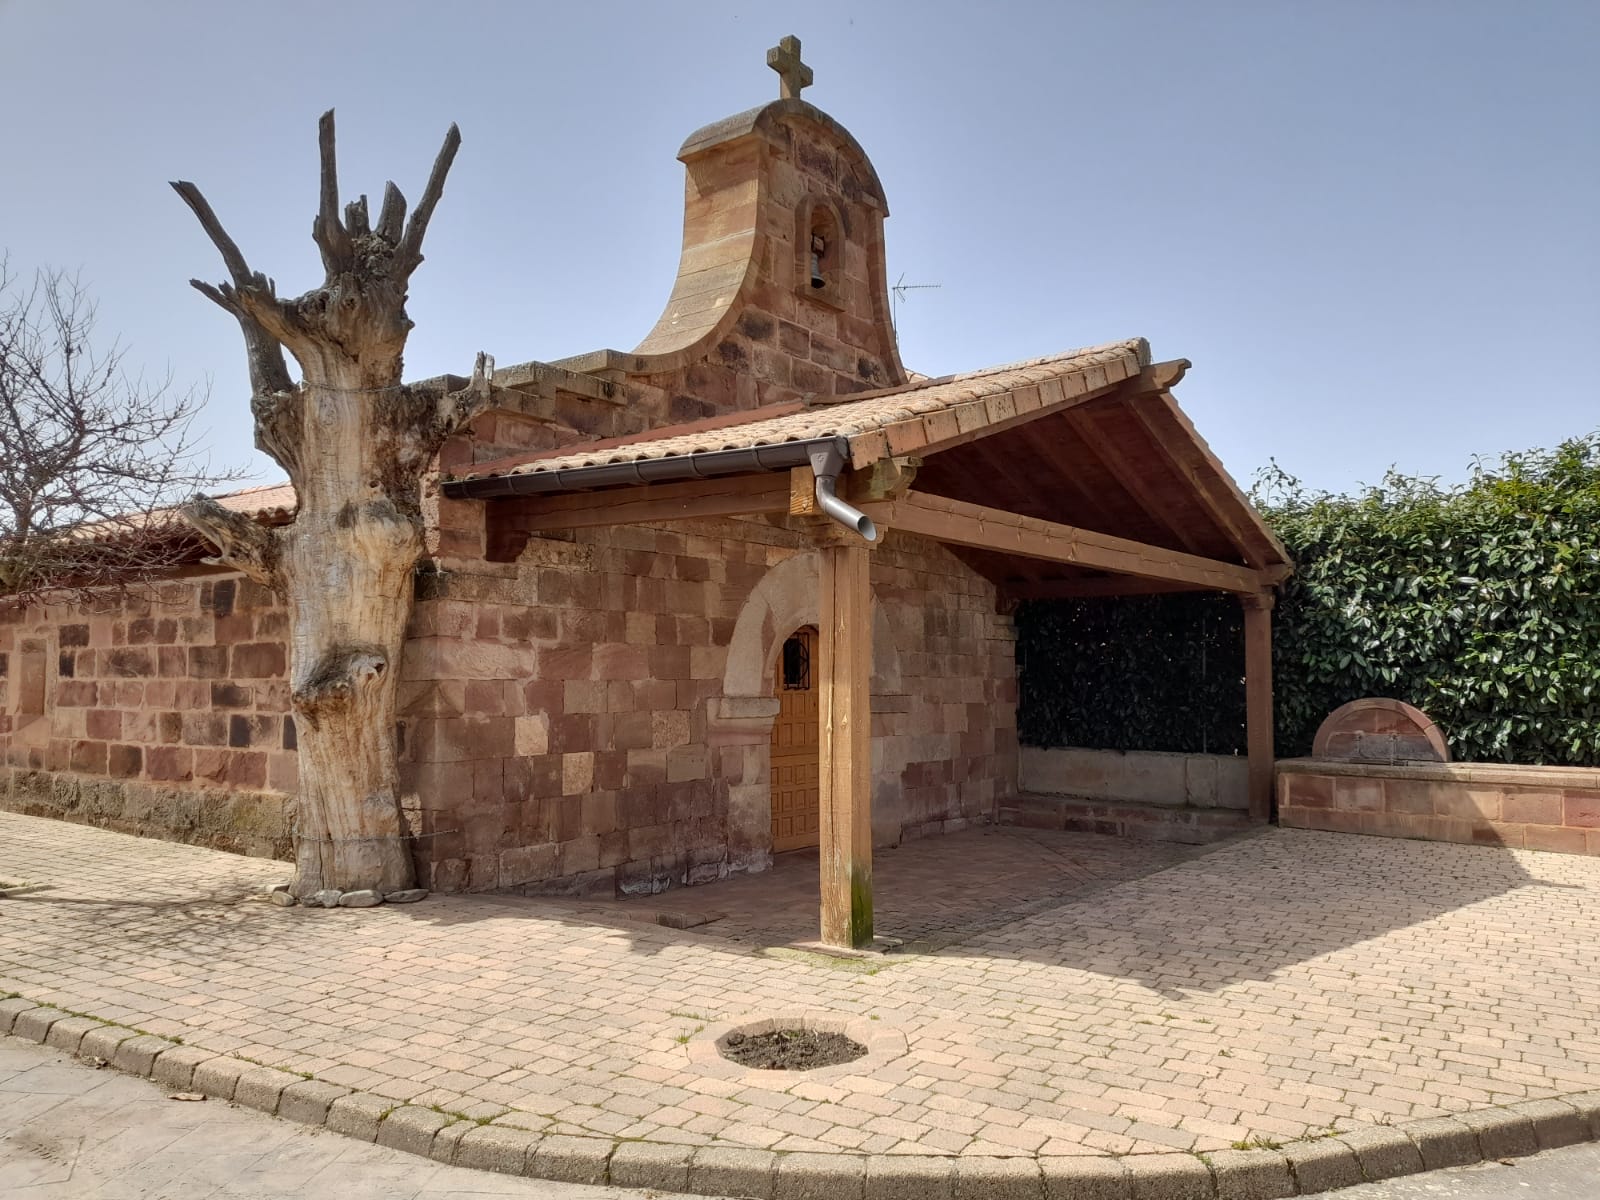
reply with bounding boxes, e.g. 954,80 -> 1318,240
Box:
1312,698 -> 1450,764
710,550 -> 903,873
796,196 -> 849,310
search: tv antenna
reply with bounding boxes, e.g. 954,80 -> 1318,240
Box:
890,272 -> 941,335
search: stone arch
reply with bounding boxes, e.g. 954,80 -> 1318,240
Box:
712,550 -> 903,874
797,195 -> 850,308
721,550 -> 900,701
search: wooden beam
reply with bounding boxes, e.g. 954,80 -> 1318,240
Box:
483,473 -> 791,559
862,490 -> 1267,594
817,530 -> 874,949
1138,358 -> 1190,391
1242,591 -> 1275,822
1005,576 -> 1209,600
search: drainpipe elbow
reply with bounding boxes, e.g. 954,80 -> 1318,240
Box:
807,441 -> 878,543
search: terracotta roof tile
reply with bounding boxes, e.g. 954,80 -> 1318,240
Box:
70,481 -> 297,544
452,338 -> 1148,483
213,482 -> 297,521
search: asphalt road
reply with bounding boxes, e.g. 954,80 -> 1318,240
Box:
0,1035 -> 690,1200
1304,1143 -> 1600,1198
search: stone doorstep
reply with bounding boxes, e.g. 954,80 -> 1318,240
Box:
5,993 -> 1600,1199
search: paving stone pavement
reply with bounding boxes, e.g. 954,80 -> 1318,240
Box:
4,810 -> 1600,1184
0,1034 -> 697,1199
583,824 -> 1212,949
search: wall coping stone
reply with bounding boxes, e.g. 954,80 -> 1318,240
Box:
1277,756 -> 1600,790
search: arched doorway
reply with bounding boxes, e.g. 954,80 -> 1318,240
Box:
769,626 -> 820,852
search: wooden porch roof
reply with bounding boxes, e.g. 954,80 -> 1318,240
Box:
450,339 -> 1149,482
445,337 -> 1290,599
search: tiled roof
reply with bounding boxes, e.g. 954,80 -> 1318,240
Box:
66,481 -> 297,544
213,482 -> 296,522
451,338 -> 1149,483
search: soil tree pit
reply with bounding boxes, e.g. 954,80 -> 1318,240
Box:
718,1028 -> 867,1071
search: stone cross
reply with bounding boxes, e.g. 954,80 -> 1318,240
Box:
767,35 -> 813,100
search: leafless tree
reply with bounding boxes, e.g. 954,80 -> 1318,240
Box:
174,111 -> 492,901
0,258 -> 239,603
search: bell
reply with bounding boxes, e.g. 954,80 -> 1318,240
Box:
810,235 -> 827,289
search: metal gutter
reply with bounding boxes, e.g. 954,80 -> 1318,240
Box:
441,436 -> 850,500
441,434 -> 877,541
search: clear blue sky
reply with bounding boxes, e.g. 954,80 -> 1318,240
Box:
2,0 -> 1595,495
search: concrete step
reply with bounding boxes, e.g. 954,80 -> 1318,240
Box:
997,793 -> 1256,845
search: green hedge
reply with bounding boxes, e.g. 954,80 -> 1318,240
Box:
1017,434 -> 1600,766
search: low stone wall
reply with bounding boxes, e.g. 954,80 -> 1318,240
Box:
1278,758 -> 1600,855
1019,746 -> 1248,810
0,767 -> 292,859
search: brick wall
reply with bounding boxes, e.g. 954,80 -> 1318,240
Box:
0,576 -> 295,857
1278,759 -> 1600,855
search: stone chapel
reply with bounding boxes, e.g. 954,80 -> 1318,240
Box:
0,37 -> 1291,947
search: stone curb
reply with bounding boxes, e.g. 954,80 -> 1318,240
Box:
4,992 -> 1600,1199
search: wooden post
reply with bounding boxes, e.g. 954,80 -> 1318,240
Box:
1241,591 -> 1275,822
817,529 -> 874,948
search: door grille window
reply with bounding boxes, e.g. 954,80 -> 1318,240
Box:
781,634 -> 811,690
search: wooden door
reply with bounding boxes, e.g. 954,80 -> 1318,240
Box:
770,627 -> 821,852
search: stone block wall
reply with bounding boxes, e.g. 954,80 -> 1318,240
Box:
0,576 -> 295,857
1019,746 -> 1248,810
403,514 -> 1017,896
3,513 -> 1019,892
1278,759 -> 1600,855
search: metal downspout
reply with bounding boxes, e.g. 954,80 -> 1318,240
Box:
808,443 -> 877,542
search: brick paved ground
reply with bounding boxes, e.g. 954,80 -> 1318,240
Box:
584,826 -> 1210,949
3,811 -> 1600,1168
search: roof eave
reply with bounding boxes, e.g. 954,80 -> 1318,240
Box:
441,435 -> 852,501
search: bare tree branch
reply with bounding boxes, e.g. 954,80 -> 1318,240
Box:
313,109 -> 353,273
181,493 -> 281,589
170,181 -> 298,465
168,180 -> 254,285
376,181 -> 406,244
436,351 -> 496,439
0,256 -> 246,605
397,124 -> 462,275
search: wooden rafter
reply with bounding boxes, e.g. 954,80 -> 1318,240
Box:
1062,405 -> 1214,557
860,490 -> 1267,594
1122,392 -> 1281,570
1000,413 -> 1141,535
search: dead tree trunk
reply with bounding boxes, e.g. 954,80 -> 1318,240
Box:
173,112 -> 492,902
